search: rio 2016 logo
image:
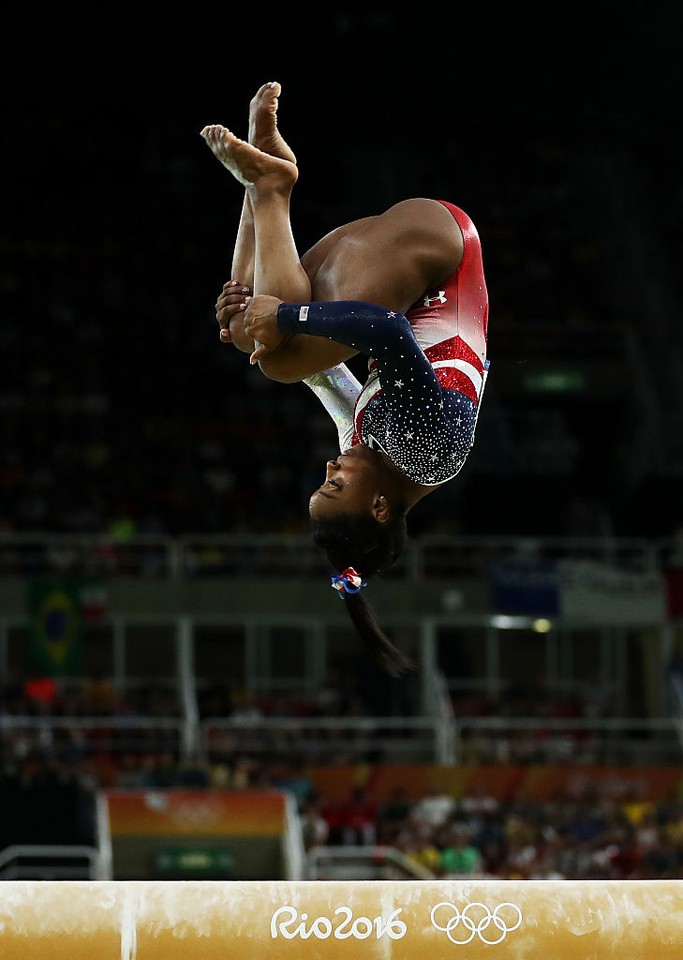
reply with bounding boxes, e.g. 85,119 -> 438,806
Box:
271,906 -> 407,940
270,902 -> 523,944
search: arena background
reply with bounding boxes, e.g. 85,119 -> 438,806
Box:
3,7 -> 681,540
1,0 -> 683,912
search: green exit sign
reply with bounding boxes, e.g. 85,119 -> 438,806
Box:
523,369 -> 586,393
154,846 -> 235,877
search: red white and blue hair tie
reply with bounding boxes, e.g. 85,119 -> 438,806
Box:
330,567 -> 366,598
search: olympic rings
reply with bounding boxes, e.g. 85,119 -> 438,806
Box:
430,901 -> 523,945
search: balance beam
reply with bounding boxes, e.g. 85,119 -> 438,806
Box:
0,879 -> 681,958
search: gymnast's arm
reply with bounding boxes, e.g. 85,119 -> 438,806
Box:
303,364 -> 362,452
277,301 -> 443,415
253,197 -> 464,382
243,296 -> 444,438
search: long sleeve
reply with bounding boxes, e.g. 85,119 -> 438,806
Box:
303,363 -> 361,452
279,299 -> 481,486
278,300 -> 443,413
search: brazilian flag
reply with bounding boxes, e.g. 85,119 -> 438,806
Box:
28,580 -> 83,675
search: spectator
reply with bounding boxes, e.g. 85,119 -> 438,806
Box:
300,794 -> 330,851
375,785 -> 413,844
396,828 -> 441,876
337,787 -> 378,846
438,824 -> 485,877
410,782 -> 456,837
273,759 -> 315,813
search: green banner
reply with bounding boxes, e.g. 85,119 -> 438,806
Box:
28,580 -> 83,675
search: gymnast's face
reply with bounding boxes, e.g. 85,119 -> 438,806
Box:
309,447 -> 383,520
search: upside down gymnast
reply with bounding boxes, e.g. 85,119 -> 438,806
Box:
201,81 -> 490,677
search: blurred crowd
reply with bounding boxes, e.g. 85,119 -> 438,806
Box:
301,781 -> 683,881
2,13 -> 681,889
3,739 -> 683,881
1,665 -> 680,876
2,105 -> 680,544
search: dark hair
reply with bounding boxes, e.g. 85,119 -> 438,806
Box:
311,510 -> 414,678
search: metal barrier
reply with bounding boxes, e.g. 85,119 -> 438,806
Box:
306,845 -> 434,881
454,715 -> 683,764
0,715 -> 188,757
0,844 -> 104,880
2,713 -> 683,767
201,716 -> 455,765
0,532 -> 674,579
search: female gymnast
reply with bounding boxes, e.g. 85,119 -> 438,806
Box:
201,82 -> 490,677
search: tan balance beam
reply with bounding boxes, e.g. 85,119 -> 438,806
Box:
0,879 -> 681,958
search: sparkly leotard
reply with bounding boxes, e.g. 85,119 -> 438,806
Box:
280,201 -> 489,486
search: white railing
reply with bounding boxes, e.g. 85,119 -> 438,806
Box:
1,713 -> 682,768
201,716 -> 453,765
0,533 -> 675,579
454,716 -> 683,765
306,845 -> 435,881
0,714 -> 453,766
282,793 -> 307,882
0,715 -> 187,755
0,714 -> 681,766
0,845 -> 104,880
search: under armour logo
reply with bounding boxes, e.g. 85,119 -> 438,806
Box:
423,291 -> 447,306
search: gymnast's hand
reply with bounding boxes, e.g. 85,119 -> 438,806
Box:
242,294 -> 290,365
216,280 -> 254,353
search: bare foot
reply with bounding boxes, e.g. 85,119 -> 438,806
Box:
200,125 -> 298,192
248,81 -> 297,164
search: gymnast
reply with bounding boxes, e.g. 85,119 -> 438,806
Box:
201,82 -> 490,677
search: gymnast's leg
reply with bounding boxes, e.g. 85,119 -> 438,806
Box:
201,82 -> 311,304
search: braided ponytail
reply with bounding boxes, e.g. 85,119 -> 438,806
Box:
311,513 -> 414,678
